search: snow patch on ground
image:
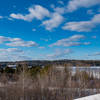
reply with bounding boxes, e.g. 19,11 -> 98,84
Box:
74,94 -> 100,100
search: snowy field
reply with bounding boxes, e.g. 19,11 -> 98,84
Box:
74,94 -> 100,100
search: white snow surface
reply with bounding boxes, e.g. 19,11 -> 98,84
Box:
74,94 -> 100,100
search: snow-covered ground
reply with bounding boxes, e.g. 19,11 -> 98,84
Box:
74,94 -> 100,100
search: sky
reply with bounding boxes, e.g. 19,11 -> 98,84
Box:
0,0 -> 100,61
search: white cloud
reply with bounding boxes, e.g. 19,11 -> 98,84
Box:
63,21 -> 93,32
0,48 -> 23,53
54,7 -> 65,14
10,5 -> 65,31
10,5 -> 50,22
38,46 -> 45,49
47,49 -> 72,59
0,48 -> 24,61
83,42 -> 91,45
49,34 -> 90,47
58,1 -> 64,5
88,52 -> 100,56
62,14 -> 100,32
50,41 -> 84,47
0,53 -> 31,61
67,0 -> 100,12
42,13 -> 64,30
0,36 -> 38,47
0,48 -> 33,61
92,14 -> 100,23
6,41 -> 37,47
0,36 -> 10,43
32,28 -> 36,31
13,55 -> 32,61
93,52 -> 100,56
0,16 -> 3,19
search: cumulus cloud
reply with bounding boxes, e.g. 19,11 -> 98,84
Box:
0,16 -> 3,19
49,34 -> 89,47
53,7 -> 65,14
83,42 -> 91,45
0,36 -> 10,43
58,0 -> 64,5
38,46 -> 45,49
0,48 -> 32,61
6,40 -> 37,47
63,21 -> 93,32
10,5 -> 50,22
0,53 -> 31,61
88,52 -> 100,56
67,0 -> 100,12
0,36 -> 38,47
42,13 -> 64,30
32,28 -> 36,31
47,49 -> 72,59
0,48 -> 23,53
0,48 -> 24,61
10,5 -> 64,31
93,52 -> 100,56
62,14 -> 100,32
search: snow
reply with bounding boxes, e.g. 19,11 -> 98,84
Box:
74,94 -> 100,100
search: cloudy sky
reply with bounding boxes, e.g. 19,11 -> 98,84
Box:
0,0 -> 100,61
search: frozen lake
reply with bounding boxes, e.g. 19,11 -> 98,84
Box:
56,66 -> 100,78
71,66 -> 100,79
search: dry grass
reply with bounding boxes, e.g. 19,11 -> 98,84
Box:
0,65 -> 100,100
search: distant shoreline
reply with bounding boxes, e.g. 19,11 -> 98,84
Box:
0,59 -> 100,66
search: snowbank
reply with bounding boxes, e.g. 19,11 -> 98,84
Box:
74,94 -> 100,100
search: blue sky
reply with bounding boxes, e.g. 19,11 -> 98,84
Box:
0,0 -> 100,61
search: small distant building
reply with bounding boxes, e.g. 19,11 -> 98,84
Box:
28,66 -> 32,68
8,65 -> 17,69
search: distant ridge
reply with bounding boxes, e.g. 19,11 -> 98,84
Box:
0,59 -> 100,66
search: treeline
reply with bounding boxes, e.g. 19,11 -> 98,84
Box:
0,59 -> 100,67
0,64 -> 100,100
0,64 -> 51,81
